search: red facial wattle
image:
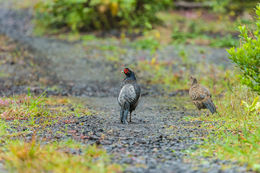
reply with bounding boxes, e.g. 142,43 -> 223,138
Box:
124,68 -> 129,74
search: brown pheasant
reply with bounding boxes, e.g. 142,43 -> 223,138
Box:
189,76 -> 216,114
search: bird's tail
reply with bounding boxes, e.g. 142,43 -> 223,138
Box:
204,99 -> 216,114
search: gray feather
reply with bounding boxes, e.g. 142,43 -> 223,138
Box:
118,82 -> 140,112
203,99 -> 216,114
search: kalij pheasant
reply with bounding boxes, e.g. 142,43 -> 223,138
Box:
189,76 -> 216,114
118,68 -> 141,124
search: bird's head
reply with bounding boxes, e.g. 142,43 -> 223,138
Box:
122,68 -> 136,80
122,68 -> 132,77
190,76 -> 198,85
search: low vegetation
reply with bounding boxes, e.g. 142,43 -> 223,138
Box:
184,5 -> 260,172
0,94 -> 121,173
227,4 -> 260,93
0,93 -> 92,122
132,56 -> 234,95
1,140 -> 120,173
34,0 -> 171,33
186,84 -> 259,172
32,0 -> 255,50
190,0 -> 258,14
156,10 -> 253,47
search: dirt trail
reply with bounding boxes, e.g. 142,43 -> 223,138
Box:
81,97 -> 201,172
55,96 -> 246,173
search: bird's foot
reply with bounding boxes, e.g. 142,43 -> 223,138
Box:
122,120 -> 128,125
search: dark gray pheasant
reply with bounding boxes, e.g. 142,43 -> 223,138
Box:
118,68 -> 141,124
189,76 -> 216,114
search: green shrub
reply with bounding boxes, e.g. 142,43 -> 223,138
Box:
34,0 -> 172,32
227,4 -> 260,94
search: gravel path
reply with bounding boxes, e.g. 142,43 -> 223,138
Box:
75,97 -> 205,173
34,96 -> 246,173
7,96 -> 247,173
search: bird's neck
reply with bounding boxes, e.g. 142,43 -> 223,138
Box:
191,79 -> 197,86
124,73 -> 136,81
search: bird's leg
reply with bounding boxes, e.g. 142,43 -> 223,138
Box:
120,108 -> 124,123
197,109 -> 202,116
122,102 -> 130,124
206,111 -> 210,117
129,112 -> 132,123
201,110 -> 209,116
122,110 -> 128,124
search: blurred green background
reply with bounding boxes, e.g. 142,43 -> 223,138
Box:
29,0 -> 257,48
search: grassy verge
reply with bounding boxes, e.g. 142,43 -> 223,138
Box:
185,84 -> 260,172
155,10 -> 254,47
0,93 -> 93,123
129,57 -> 234,95
0,139 -> 121,173
0,94 -> 121,173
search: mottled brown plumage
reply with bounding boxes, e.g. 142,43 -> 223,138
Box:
189,76 -> 216,114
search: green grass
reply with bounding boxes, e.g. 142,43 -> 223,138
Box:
186,85 -> 260,172
0,94 -> 96,141
132,56 -> 234,95
0,94 -> 121,173
0,93 -> 94,121
171,29 -> 239,47
0,0 -> 41,9
131,36 -> 160,52
0,139 -> 121,173
155,10 -> 254,47
0,119 -> 8,136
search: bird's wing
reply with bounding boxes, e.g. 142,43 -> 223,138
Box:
118,84 -> 137,105
190,85 -> 209,101
201,85 -> 211,97
134,84 -> 141,98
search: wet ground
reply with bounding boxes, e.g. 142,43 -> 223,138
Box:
0,1 -> 250,173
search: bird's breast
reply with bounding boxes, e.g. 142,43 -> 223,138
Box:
118,84 -> 137,105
